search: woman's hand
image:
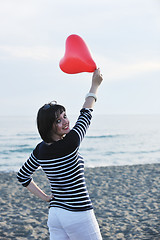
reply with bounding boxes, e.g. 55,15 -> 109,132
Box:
92,68 -> 103,87
27,180 -> 54,202
45,194 -> 54,202
82,68 -> 103,109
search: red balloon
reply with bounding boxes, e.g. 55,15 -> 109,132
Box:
59,34 -> 97,74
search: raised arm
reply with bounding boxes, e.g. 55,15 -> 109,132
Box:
83,68 -> 103,109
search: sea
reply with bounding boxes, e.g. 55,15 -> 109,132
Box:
0,114 -> 160,172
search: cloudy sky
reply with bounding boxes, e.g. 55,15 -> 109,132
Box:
0,0 -> 160,116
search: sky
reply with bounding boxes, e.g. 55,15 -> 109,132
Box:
0,0 -> 160,116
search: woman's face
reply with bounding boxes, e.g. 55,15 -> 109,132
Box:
51,111 -> 70,141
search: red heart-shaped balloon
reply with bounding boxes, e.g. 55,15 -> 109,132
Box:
59,34 -> 97,74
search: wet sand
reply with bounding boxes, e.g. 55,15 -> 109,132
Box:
0,164 -> 160,239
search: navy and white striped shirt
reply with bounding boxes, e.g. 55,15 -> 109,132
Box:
17,108 -> 93,211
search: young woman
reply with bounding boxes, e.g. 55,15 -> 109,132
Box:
17,68 -> 103,240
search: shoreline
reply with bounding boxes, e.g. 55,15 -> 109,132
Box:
0,163 -> 160,239
1,162 -> 160,173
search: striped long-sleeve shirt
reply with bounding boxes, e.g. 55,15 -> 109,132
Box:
17,108 -> 93,211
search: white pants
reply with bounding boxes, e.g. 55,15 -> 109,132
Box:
47,207 -> 102,240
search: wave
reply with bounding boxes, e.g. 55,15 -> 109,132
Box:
104,149 -> 160,156
86,134 -> 124,139
16,133 -> 37,136
1,147 -> 33,154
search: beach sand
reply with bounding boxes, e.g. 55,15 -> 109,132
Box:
0,164 -> 159,240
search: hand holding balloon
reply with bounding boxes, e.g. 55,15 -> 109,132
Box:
59,34 -> 97,74
92,68 -> 103,87
82,68 -> 103,109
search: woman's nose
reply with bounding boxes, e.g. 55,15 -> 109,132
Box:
62,118 -> 68,124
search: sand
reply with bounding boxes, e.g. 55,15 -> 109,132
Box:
0,164 -> 160,240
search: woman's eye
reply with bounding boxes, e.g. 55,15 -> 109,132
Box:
56,119 -> 61,124
64,114 -> 67,119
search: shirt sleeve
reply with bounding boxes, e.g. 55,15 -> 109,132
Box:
17,152 -> 40,187
72,108 -> 93,143
52,108 -> 93,158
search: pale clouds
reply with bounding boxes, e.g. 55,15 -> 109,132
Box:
96,54 -> 160,81
0,45 -> 62,61
1,44 -> 159,82
0,0 -> 160,115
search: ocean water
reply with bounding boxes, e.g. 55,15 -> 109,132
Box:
0,115 -> 160,172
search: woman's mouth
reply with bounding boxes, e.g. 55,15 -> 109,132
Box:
63,125 -> 69,130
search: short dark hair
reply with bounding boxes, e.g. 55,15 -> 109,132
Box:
37,103 -> 65,143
